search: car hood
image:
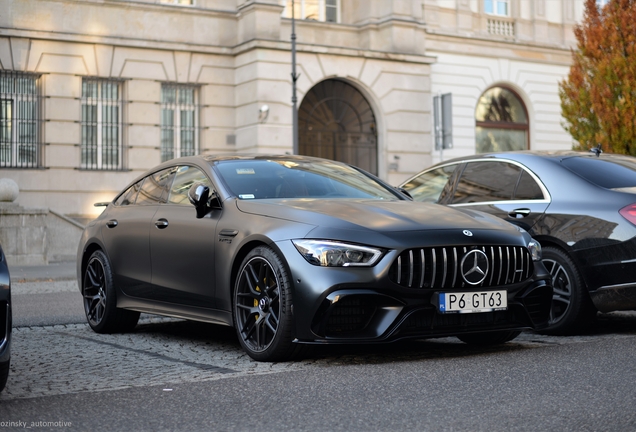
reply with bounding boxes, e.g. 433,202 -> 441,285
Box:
235,198 -> 516,233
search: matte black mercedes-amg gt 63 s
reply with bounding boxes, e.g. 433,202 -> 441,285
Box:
78,155 -> 552,361
400,151 -> 636,335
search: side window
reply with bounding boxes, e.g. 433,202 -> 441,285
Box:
452,161 -> 521,204
136,167 -> 177,206
167,165 -> 212,205
114,180 -> 142,206
514,170 -> 544,200
402,165 -> 458,203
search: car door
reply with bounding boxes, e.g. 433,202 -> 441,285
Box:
101,168 -> 174,298
149,165 -> 220,309
447,160 -> 550,233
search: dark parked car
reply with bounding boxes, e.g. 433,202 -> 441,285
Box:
78,154 -> 552,361
400,151 -> 636,334
0,242 -> 11,392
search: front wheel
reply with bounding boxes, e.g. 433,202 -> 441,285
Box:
457,330 -> 521,345
541,246 -> 595,335
83,250 -> 140,334
233,246 -> 296,362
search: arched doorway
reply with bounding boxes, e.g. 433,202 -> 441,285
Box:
299,79 -> 378,175
475,86 -> 529,153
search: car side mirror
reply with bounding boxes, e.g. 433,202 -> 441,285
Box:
188,182 -> 221,218
398,188 -> 413,200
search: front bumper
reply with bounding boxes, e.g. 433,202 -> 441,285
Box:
278,241 -> 553,344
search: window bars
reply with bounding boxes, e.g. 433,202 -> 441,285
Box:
161,83 -> 199,163
81,78 -> 124,170
0,71 -> 42,169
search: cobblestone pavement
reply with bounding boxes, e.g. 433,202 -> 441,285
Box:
1,318 -> 306,401
4,314 -> 636,402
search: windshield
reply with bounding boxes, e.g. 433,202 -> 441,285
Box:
213,158 -> 401,200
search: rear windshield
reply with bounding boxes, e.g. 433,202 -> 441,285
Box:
561,156 -> 636,189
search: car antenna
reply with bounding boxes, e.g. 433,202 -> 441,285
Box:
589,143 -> 603,157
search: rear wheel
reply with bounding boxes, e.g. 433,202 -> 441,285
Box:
83,250 -> 140,334
541,246 -> 595,335
457,330 -> 521,345
233,246 -> 297,362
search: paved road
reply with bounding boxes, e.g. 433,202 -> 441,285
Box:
3,264 -> 636,431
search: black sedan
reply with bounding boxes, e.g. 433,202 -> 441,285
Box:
0,242 -> 11,392
78,154 -> 552,361
400,151 -> 636,334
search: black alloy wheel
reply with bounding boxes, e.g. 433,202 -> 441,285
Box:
83,250 -> 140,333
457,330 -> 521,345
234,246 -> 296,362
541,246 -> 595,335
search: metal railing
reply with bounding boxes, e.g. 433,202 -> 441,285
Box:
80,77 -> 125,170
0,71 -> 42,169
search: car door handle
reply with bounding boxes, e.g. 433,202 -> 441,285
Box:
509,208 -> 531,218
155,218 -> 169,229
106,220 -> 118,228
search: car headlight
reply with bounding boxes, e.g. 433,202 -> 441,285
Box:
292,240 -> 383,267
527,240 -> 542,261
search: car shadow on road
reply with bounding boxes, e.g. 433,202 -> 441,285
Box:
124,310 -> 636,366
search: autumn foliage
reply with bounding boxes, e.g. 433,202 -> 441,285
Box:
559,0 -> 636,154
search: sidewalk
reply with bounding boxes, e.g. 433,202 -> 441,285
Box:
9,261 -> 76,283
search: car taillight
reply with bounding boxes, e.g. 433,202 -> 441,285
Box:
619,204 -> 636,226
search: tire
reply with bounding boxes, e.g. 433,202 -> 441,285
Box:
83,250 -> 140,334
457,330 -> 521,346
541,246 -> 595,335
0,359 -> 9,392
233,246 -> 297,362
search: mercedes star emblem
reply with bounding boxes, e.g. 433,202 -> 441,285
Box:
461,249 -> 489,285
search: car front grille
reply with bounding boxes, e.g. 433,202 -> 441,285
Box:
389,245 -> 533,290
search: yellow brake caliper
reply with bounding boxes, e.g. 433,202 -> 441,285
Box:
254,283 -> 261,321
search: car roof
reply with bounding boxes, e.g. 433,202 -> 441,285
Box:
434,150 -> 633,165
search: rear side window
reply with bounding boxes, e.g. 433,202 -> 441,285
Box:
402,165 -> 457,203
514,170 -> 544,200
136,167 -> 177,206
452,161 -> 520,204
561,156 -> 636,189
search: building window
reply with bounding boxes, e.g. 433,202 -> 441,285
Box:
485,0 -> 510,16
475,86 -> 529,153
282,0 -> 339,23
81,78 -> 124,170
161,84 -> 199,163
0,71 -> 42,168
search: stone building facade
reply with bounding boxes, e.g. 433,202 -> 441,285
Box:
0,0 -> 583,221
